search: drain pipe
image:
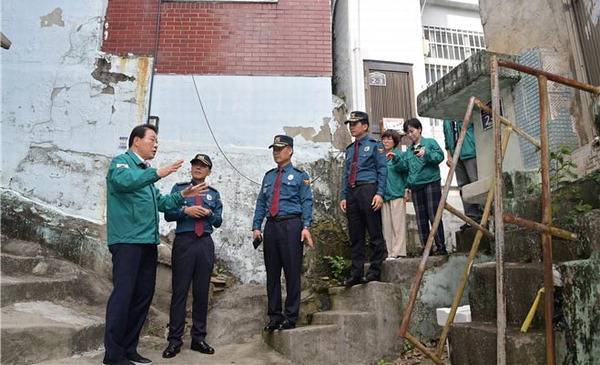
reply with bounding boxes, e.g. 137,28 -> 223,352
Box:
147,0 -> 162,120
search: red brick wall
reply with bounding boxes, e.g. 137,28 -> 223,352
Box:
102,0 -> 331,76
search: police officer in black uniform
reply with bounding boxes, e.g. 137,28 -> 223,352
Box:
162,154 -> 223,359
252,135 -> 314,331
340,111 -> 388,287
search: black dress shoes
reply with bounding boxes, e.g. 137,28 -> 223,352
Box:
361,273 -> 380,284
127,352 -> 152,364
162,344 -> 181,359
277,319 -> 296,330
191,340 -> 215,355
342,276 -> 362,288
264,319 -> 281,331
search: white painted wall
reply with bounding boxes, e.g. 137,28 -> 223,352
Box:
151,74 -> 334,283
0,1 -> 152,221
1,1 -> 335,284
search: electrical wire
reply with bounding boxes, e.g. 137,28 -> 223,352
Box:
191,75 -> 261,186
190,75 -> 346,186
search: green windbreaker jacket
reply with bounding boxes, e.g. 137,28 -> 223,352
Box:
106,150 -> 183,245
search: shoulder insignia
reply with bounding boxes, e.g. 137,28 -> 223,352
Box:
303,178 -> 310,185
207,185 -> 219,192
377,147 -> 384,154
369,138 -> 380,143
265,167 -> 277,175
293,167 -> 304,173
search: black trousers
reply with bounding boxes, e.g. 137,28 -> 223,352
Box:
263,216 -> 303,324
104,243 -> 157,362
346,183 -> 385,279
167,232 -> 215,346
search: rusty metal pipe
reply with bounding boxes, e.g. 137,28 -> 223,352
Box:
404,331 -> 445,365
473,98 -> 541,149
435,127 -> 514,358
499,58 -> 600,95
503,213 -> 577,241
492,54 -> 507,365
397,96 -> 476,338
444,203 -> 495,240
538,75 -> 557,365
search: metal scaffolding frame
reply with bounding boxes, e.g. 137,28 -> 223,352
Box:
396,54 -> 600,365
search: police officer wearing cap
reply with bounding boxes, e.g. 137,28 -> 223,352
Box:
252,135 -> 314,331
162,154 -> 223,359
340,111 -> 388,288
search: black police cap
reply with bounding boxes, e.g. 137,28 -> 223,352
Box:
345,111 -> 369,125
190,154 -> 213,169
268,135 -> 294,148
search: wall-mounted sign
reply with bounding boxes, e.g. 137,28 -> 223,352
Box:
481,98 -> 504,130
369,72 -> 386,86
119,136 -> 128,150
382,117 -> 405,132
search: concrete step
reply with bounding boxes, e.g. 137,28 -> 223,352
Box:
449,322 -> 546,365
502,228 -> 590,263
263,324 -> 341,365
454,226 -> 492,254
329,281 -> 402,312
470,262 -> 545,328
1,275 -> 80,307
1,301 -> 105,365
381,256 -> 448,284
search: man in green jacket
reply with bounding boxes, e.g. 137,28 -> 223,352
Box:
104,124 -> 206,365
443,119 -> 483,230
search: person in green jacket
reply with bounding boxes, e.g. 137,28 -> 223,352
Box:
403,118 -> 448,256
381,129 -> 409,259
104,124 -> 206,365
443,119 -> 483,229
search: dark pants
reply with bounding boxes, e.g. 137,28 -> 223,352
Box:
412,181 -> 446,252
167,232 -> 215,346
455,157 -> 483,222
104,243 -> 157,362
263,216 -> 303,324
346,183 -> 385,279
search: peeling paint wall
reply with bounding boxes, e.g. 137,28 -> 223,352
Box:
1,1 -> 153,224
149,74 -> 335,283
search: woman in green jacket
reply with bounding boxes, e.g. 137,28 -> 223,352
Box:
403,118 -> 447,255
381,129 -> 409,259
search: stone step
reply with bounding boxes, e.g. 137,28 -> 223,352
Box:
503,228 -> 590,263
1,275 -> 80,307
263,324 -> 341,365
329,281 -> 402,312
454,226 -> 492,254
381,256 -> 448,284
449,322 -> 546,365
1,253 -> 77,276
1,301 -> 105,365
470,262 -> 545,327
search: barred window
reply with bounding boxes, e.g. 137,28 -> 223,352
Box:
423,26 -> 485,61
423,25 -> 485,86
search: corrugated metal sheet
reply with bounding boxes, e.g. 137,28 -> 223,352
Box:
573,0 -> 600,85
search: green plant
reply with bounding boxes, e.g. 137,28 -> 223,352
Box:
323,255 -> 348,282
546,146 -> 592,228
377,360 -> 391,365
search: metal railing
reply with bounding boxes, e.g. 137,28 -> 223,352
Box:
397,55 -> 600,365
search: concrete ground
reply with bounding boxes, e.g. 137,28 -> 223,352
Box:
34,334 -> 291,365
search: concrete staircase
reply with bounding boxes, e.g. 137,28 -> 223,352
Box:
448,262 -> 547,364
1,237 -> 109,365
263,281 -> 403,365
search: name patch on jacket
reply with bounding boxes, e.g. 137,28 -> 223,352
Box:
116,164 -> 129,168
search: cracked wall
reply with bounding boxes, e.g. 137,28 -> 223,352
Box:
1,1 -> 336,284
2,1 -> 153,225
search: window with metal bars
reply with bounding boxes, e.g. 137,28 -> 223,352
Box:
423,25 -> 486,86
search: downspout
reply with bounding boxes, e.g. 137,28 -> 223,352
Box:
351,0 -> 364,111
147,0 -> 162,119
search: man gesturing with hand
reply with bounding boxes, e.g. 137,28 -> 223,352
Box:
103,124 -> 206,365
